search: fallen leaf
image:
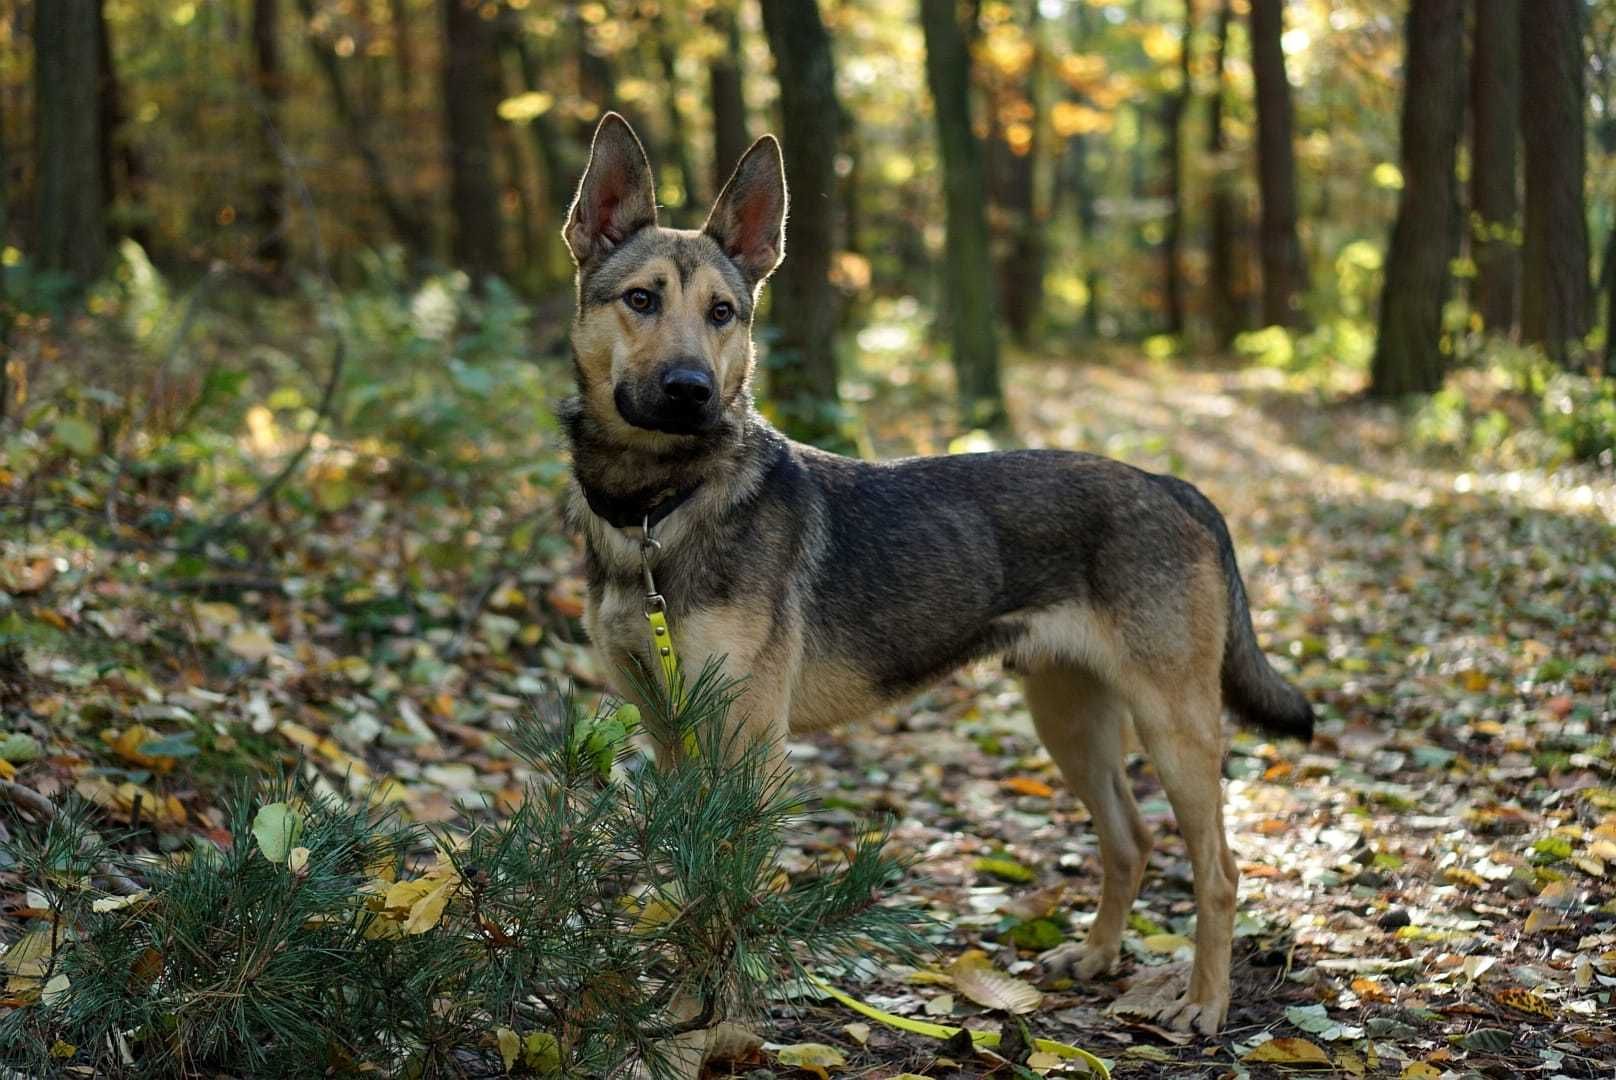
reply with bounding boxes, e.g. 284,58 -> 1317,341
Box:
775,1041 -> 846,1078
951,951 -> 1042,1014
1243,1037 -> 1330,1065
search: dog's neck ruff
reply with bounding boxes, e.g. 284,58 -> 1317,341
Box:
577,477 -> 704,532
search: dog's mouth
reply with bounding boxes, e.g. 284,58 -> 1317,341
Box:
612,381 -> 718,436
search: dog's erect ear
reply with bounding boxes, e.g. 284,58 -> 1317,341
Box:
564,113 -> 658,265
703,135 -> 788,286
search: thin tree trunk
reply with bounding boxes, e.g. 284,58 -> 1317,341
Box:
1519,0 -> 1591,365
35,0 -> 106,280
921,0 -> 1005,429
251,0 -> 289,278
1250,0 -> 1307,327
707,7 -> 750,199
502,22 -> 574,218
295,0 -> 429,255
1206,0 -> 1245,348
654,24 -> 701,222
391,0 -> 413,98
1602,226 -> 1615,376
443,0 -> 504,281
758,0 -> 844,446
1470,2 -> 1519,337
1162,0 -> 1195,336
1068,0 -> 1101,338
1369,0 -> 1465,398
990,3 -> 1045,346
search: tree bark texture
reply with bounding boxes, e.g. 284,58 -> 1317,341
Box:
759,0 -> 846,445
1370,0 -> 1465,398
1249,0 -> 1307,327
1519,0 -> 1591,364
920,0 -> 1006,428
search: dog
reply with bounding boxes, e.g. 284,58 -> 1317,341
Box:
560,112 -> 1313,1037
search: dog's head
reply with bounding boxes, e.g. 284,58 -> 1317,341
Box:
564,113 -> 786,443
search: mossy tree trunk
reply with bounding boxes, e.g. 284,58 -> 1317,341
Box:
35,0 -> 107,282
1469,2 -> 1520,337
759,0 -> 846,447
921,0 -> 1006,430
1249,0 -> 1307,327
1519,0 -> 1591,366
1369,0 -> 1465,398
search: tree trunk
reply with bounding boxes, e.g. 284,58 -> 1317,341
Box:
1369,0 -> 1465,398
97,1 -> 150,252
296,0 -> 430,256
1206,0 -> 1245,348
1519,0 -> 1591,365
1602,225 -> 1615,376
1068,0 -> 1101,338
251,0 -> 289,278
758,0 -> 845,446
391,0 -> 414,98
502,21 -> 575,218
1469,2 -> 1519,337
920,0 -> 1005,429
654,25 -> 701,222
1249,0 -> 1307,327
1161,0 -> 1195,336
989,3 -> 1045,346
35,0 -> 106,281
707,7 -> 750,199
443,0 -> 504,281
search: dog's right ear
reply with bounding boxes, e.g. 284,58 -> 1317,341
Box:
564,113 -> 658,265
703,135 -> 788,287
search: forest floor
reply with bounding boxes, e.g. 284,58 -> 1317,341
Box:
3,346 -> 1615,1078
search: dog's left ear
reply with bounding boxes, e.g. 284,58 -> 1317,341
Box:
703,135 -> 788,286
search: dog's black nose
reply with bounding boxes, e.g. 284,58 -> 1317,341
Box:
661,367 -> 713,406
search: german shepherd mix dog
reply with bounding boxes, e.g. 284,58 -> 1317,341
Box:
562,114 -> 1313,1036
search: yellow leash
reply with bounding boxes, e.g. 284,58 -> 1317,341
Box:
639,519 -> 700,758
637,516 -> 1108,1078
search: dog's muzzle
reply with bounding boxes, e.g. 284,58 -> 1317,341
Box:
615,361 -> 718,434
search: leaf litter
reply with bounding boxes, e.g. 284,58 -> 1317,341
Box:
2,351 -> 1613,1077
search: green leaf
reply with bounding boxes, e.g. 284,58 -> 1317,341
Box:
1001,917 -> 1066,951
0,732 -> 44,764
53,417 -> 99,457
252,802 -> 304,864
974,856 -> 1036,884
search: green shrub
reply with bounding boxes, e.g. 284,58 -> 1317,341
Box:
0,664 -> 924,1078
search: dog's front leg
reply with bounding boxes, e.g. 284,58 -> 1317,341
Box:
657,604 -> 796,771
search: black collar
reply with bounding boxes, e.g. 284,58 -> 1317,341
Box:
578,479 -> 703,532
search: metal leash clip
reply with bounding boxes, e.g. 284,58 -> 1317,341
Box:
639,513 -> 666,615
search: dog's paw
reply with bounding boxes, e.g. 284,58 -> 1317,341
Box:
1106,963 -> 1228,1035
1039,939 -> 1119,981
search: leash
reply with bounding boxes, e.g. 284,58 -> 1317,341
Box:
638,513 -> 699,758
632,514 -> 1108,1078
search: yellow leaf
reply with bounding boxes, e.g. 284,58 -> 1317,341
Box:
288,847 -> 311,874
1524,908 -> 1569,934
92,891 -> 150,914
950,950 -> 1042,1014
1401,1063 -> 1443,1079
1243,1037 -> 1331,1065
495,1027 -> 519,1072
1492,986 -> 1554,1018
775,1042 -> 845,1079
403,876 -> 456,935
842,1022 -> 871,1045
1141,933 -> 1193,954
1,928 -> 55,992
226,627 -> 277,661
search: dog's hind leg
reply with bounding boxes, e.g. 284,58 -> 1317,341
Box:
1123,676 -> 1237,1035
1023,665 -> 1152,982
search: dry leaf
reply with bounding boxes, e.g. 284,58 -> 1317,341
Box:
950,950 -> 1042,1014
1243,1037 -> 1331,1065
775,1042 -> 846,1079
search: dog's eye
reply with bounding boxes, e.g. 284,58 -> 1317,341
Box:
708,301 -> 734,326
623,288 -> 657,314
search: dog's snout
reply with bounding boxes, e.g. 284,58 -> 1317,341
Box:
661,366 -> 713,406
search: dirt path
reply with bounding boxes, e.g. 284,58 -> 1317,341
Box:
765,354 -> 1616,1078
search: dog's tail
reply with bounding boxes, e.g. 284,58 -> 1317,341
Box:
1151,475 -> 1315,741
